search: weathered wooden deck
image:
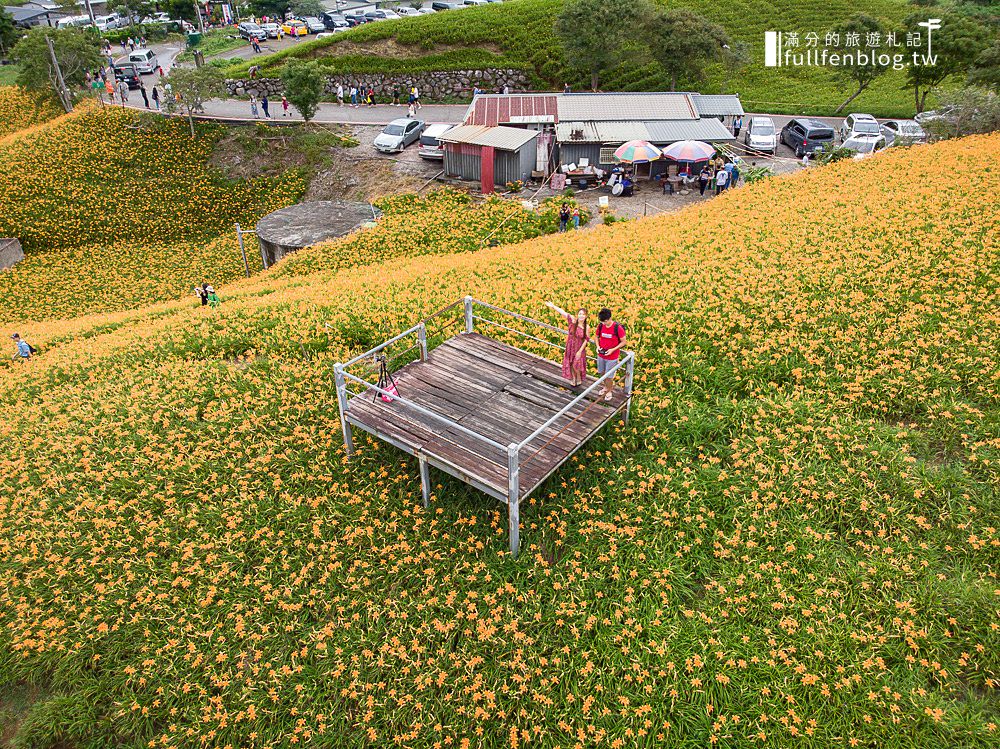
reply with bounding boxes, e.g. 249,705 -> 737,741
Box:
345,333 -> 628,501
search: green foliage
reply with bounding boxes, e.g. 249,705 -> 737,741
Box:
231,0 -> 944,116
969,39 -> 1000,90
161,65 -> 226,136
903,11 -> 988,113
281,58 -> 323,122
742,164 -> 774,182
555,0 -> 652,91
0,8 -> 18,58
12,27 -> 101,108
827,13 -> 891,114
815,141 -> 857,164
646,8 -> 732,91
290,0 -> 324,17
922,86 -> 1000,138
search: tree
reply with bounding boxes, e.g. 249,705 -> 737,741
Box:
290,0 -> 324,18
161,0 -> 198,23
555,0 -> 653,91
826,14 -> 891,114
111,0 -> 155,26
13,27 -> 101,111
0,8 -> 19,59
721,40 -> 750,94
902,11 -> 985,113
249,0 -> 291,18
967,39 -> 1000,92
281,59 -> 324,122
162,65 -> 225,137
922,87 -> 1000,138
646,8 -> 732,92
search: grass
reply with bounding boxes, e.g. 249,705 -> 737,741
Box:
176,28 -> 250,63
0,64 -> 19,87
231,0 -> 941,116
0,132 -> 997,747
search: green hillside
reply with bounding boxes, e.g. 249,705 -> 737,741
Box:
235,0 -> 929,116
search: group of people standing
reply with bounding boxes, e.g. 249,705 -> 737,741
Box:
336,83 -> 422,114
557,203 -> 581,232
249,93 -> 290,119
193,283 -> 221,308
670,156 -> 739,197
545,302 -> 626,401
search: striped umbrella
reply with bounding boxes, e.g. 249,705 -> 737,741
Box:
661,140 -> 716,162
613,140 -> 662,163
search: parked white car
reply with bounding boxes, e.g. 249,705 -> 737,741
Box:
880,119 -> 927,145
418,123 -> 455,159
260,22 -> 280,38
744,116 -> 777,154
396,6 -> 423,16
840,113 -> 880,141
842,134 -> 888,159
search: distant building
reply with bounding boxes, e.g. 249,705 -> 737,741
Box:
5,5 -> 66,28
460,91 -> 744,182
440,125 -> 539,194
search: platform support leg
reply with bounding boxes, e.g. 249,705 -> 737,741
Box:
419,456 -> 430,508
334,363 -> 354,457
623,352 -> 635,425
464,295 -> 474,334
507,443 -> 520,558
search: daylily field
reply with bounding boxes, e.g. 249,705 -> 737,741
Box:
0,102 -> 997,748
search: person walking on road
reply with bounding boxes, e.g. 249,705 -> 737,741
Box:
407,101 -> 416,118
733,115 -> 743,138
261,93 -> 271,119
140,84 -> 149,108
250,94 -> 259,119
391,85 -> 400,106
411,85 -> 421,109
336,83 -> 344,106
117,79 -> 129,103
151,85 -> 160,110
350,85 -> 358,107
281,95 -> 290,117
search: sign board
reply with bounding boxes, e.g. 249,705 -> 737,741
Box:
550,173 -> 566,191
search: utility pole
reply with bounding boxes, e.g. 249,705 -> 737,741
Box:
194,1 -> 205,33
83,0 -> 96,26
46,35 -> 73,113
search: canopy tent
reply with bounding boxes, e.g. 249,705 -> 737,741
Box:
661,140 -> 716,162
613,140 -> 662,164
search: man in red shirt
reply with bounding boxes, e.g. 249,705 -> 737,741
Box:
595,308 -> 625,401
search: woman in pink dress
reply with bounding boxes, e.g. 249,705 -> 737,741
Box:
545,301 -> 591,387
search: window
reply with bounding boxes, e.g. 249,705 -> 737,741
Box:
599,146 -> 618,164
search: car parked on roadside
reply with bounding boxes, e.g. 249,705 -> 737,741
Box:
113,62 -> 141,89
779,118 -> 836,156
238,21 -> 267,41
431,2 -> 463,10
342,11 -> 369,25
396,6 -> 423,15
259,22 -> 279,37
418,123 -> 454,160
281,19 -> 309,37
322,13 -> 350,30
744,116 -> 777,154
841,133 -> 888,159
840,113 -> 880,141
375,118 -> 425,153
464,0 -> 490,5
880,119 -> 927,145
365,9 -> 401,21
416,6 -> 436,12
303,16 -> 326,33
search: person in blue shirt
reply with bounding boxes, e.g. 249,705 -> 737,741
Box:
11,333 -> 32,360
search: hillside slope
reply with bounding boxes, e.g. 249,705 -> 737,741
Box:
241,0 -> 922,116
0,136 -> 998,747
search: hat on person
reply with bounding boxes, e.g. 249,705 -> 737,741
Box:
11,333 -> 19,339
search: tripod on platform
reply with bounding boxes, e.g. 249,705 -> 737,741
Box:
373,354 -> 399,403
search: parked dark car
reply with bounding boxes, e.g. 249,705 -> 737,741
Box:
113,62 -> 141,89
322,12 -> 350,30
431,2 -> 463,9
779,118 -> 836,156
342,11 -> 369,25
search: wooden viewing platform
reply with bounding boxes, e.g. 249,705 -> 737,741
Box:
333,297 -> 635,557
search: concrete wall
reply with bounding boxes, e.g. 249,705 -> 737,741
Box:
227,68 -> 530,102
0,238 -> 24,271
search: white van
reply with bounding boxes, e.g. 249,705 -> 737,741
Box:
127,48 -> 158,74
94,13 -> 122,31
57,15 -> 92,29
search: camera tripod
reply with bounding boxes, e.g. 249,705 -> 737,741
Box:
373,354 -> 399,403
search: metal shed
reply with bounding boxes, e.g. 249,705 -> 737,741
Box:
441,125 -> 539,194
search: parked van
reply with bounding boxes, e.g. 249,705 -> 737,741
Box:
779,118 -> 836,156
127,48 -> 158,74
418,123 -> 454,160
94,13 -> 122,31
744,116 -> 776,154
57,15 -> 92,29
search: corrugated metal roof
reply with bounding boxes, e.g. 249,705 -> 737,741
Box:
464,94 -> 560,126
440,125 -> 538,151
691,94 -> 745,117
643,118 -> 736,143
558,93 -> 696,122
555,121 -> 651,143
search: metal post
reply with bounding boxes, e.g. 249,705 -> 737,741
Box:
464,295 -> 474,334
623,352 -> 635,425
417,322 -> 428,362
259,236 -> 269,271
235,223 -> 251,278
334,363 -> 354,456
507,443 -> 520,558
419,456 -> 430,509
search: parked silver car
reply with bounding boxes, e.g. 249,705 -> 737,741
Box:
374,118 -> 426,153
880,119 -> 927,145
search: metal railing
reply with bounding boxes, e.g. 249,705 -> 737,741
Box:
332,296 -> 635,558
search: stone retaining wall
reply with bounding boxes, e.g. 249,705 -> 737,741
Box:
0,238 -> 24,271
226,68 -> 530,101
